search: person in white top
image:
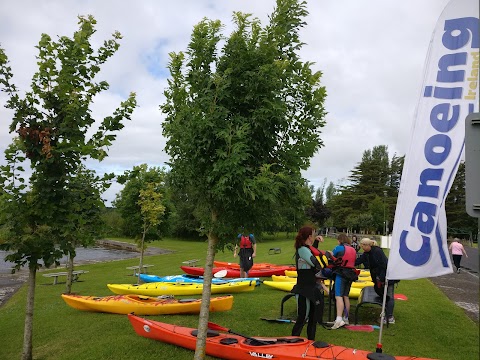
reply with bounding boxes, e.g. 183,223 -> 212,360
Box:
448,238 -> 468,274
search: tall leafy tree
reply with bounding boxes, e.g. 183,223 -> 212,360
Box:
113,164 -> 170,238
160,0 -> 326,357
0,16 -> 136,360
446,162 -> 478,239
136,183 -> 165,283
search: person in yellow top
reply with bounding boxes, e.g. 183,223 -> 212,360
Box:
233,231 -> 257,278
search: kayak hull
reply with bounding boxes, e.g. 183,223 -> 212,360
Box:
284,269 -> 371,278
128,314 -> 437,360
61,294 -> 233,315
181,265 -> 290,277
263,280 -> 362,299
107,280 -> 256,296
214,261 -> 295,271
271,276 -> 374,289
139,273 -> 261,286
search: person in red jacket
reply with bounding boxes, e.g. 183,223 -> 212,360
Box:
233,231 -> 257,278
327,233 -> 358,329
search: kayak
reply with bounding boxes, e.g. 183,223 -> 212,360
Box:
262,280 -> 362,299
214,261 -> 295,271
181,265 -> 290,278
284,269 -> 371,278
61,294 -> 233,315
271,276 -> 374,289
107,280 -> 256,296
128,314 -> 437,360
139,273 -> 261,286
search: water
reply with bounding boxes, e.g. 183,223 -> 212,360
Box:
0,246 -> 140,274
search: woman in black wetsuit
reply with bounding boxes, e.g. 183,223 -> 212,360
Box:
291,226 -> 324,340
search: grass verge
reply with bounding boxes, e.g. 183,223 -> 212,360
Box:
0,234 -> 478,360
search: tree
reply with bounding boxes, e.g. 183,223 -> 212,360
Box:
113,164 -> 170,239
160,0 -> 327,357
0,16 -> 136,360
136,183 -> 165,283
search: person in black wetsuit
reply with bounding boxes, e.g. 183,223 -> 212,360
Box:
291,226 -> 325,340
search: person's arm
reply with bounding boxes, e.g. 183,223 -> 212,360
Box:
233,244 -> 238,258
355,253 -> 366,267
252,243 -> 257,257
462,246 -> 468,257
298,247 -> 321,270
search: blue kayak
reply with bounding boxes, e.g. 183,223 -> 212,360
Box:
139,274 -> 261,286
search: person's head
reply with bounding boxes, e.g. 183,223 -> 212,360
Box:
294,226 -> 315,249
337,233 -> 351,245
360,237 -> 377,252
453,237 -> 460,243
352,235 -> 358,242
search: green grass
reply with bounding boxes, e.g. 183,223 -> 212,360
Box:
0,234 -> 478,360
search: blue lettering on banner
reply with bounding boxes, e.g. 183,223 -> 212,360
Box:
400,16 -> 479,267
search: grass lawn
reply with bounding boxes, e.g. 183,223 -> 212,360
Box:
0,234 -> 478,360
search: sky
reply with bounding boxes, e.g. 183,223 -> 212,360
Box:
0,0 -> 452,205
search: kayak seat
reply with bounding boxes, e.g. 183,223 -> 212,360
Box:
191,329 -> 220,337
275,337 -> 305,344
220,338 -> 238,345
179,299 -> 197,303
354,286 -> 383,325
312,340 -> 329,348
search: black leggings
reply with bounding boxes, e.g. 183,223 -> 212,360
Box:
291,295 -> 317,340
452,254 -> 462,270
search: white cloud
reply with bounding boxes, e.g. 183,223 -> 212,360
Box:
0,0 -> 451,205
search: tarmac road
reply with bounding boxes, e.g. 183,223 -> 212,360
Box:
429,245 -> 479,323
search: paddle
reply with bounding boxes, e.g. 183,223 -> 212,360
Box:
260,317 -> 296,324
207,322 -> 271,345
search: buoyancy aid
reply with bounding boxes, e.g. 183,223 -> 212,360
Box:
339,245 -> 356,268
239,235 -> 252,249
308,245 -> 328,269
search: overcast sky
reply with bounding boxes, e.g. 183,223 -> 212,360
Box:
0,0 -> 451,205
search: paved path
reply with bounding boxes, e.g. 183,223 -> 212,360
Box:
429,246 -> 479,323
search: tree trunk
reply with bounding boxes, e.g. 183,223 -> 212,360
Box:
22,266 -> 36,360
193,229 -> 217,360
138,227 -> 146,284
65,253 -> 74,294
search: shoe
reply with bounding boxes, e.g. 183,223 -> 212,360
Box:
342,317 -> 349,325
457,268 -> 460,274
383,316 -> 395,324
330,319 -> 345,330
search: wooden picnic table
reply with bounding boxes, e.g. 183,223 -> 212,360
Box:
126,264 -> 154,276
42,270 -> 89,285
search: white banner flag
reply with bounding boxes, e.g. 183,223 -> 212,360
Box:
387,0 -> 479,280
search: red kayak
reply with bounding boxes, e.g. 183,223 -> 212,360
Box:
181,265 -> 290,278
128,314 -> 438,360
214,261 -> 295,271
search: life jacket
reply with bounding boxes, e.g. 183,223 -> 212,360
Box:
338,245 -> 356,268
239,235 -> 252,249
308,245 -> 328,269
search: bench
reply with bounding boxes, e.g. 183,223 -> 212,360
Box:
126,264 -> 154,276
42,270 -> 89,285
268,248 -> 281,255
182,259 -> 200,267
354,286 -> 383,324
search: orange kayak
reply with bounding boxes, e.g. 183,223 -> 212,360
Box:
214,261 -> 295,271
128,314 -> 437,360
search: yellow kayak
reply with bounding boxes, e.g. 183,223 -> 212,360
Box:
107,280 -> 256,296
61,294 -> 233,315
284,269 -> 371,278
263,280 -> 362,299
271,275 -> 374,289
